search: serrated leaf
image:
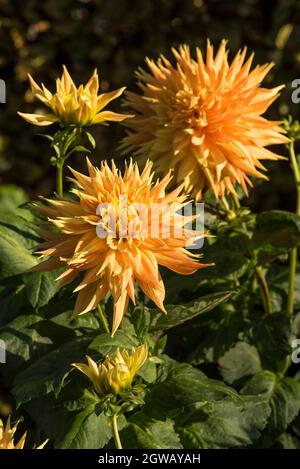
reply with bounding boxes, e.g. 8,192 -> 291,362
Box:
0,314 -> 52,384
24,392 -> 115,449
55,407 -> 111,449
253,211 -> 300,263
142,360 -> 270,448
187,308 -> 245,365
218,342 -> 262,384
242,371 -> 300,434
23,269 -> 60,308
13,336 -> 92,404
89,330 -> 138,355
178,396 -> 270,449
0,275 -> 29,327
276,433 -> 300,449
120,412 -> 182,449
148,291 -> 234,332
138,360 -> 157,383
0,211 -> 39,279
269,378 -> 300,433
247,313 -> 292,372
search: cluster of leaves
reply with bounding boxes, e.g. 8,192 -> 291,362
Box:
0,184 -> 300,449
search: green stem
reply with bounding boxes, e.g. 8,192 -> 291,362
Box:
111,414 -> 122,449
255,266 -> 272,315
287,141 -> 300,314
97,304 -> 110,335
229,194 -> 273,315
56,160 -> 64,197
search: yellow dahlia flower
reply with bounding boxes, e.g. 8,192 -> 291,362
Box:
18,66 -> 131,127
0,416 -> 48,449
121,40 -> 288,200
72,344 -> 148,396
31,158 -> 207,335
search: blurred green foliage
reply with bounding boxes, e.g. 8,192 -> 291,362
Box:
0,0 -> 300,209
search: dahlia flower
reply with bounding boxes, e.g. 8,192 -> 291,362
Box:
19,66 -> 131,127
0,417 -> 48,449
31,158 -> 207,335
72,344 -> 148,396
121,40 -> 288,200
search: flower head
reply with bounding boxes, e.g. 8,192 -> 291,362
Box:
0,416 -> 48,449
31,158 -> 207,335
121,40 -> 288,200
19,66 -> 131,127
72,344 -> 148,396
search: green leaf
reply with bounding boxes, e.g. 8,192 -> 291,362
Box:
138,360 -> 157,383
143,360 -> 270,448
23,270 -> 61,308
218,342 -> 261,384
242,371 -> 300,434
144,362 -> 235,418
201,231 -> 251,279
84,130 -> 96,149
148,291 -> 234,332
163,231 -> 250,303
188,308 -> 245,364
178,396 -> 270,449
55,407 -> 111,449
252,211 -> 300,263
89,330 -> 138,355
247,312 -> 292,372
24,391 -> 115,449
268,264 -> 300,312
68,145 -> 91,155
13,336 -> 92,404
0,275 -> 29,327
268,378 -> 300,433
276,433 -> 300,449
0,314 -> 52,384
0,185 -> 29,212
120,412 -> 182,449
0,211 -> 39,279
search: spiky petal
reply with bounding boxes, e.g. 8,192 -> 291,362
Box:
0,417 -> 48,449
72,344 -> 148,396
121,40 -> 288,200
31,158 -> 208,334
19,66 -> 132,127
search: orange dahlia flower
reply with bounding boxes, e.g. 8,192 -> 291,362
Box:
121,40 -> 288,200
19,66 -> 131,127
31,159 -> 207,335
0,417 -> 48,449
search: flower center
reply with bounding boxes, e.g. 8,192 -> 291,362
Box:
96,199 -> 145,250
172,90 -> 208,129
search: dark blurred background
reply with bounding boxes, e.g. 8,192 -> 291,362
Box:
0,0 -> 300,211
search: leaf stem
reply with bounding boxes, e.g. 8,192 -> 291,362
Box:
255,265 -> 272,315
111,414 -> 122,449
229,194 -> 273,315
97,304 -> 110,335
287,141 -> 300,314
